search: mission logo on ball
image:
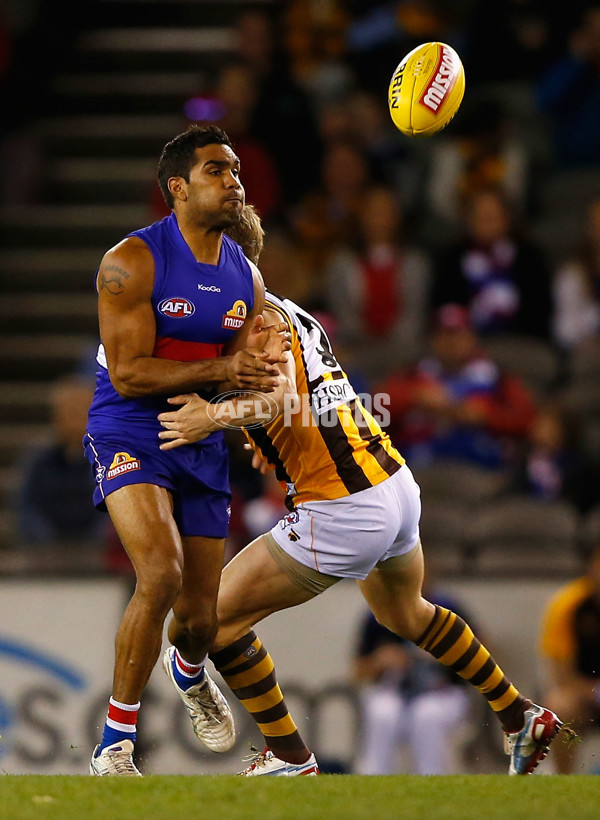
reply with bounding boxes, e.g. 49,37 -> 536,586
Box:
388,41 -> 465,138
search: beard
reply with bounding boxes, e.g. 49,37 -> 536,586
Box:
197,201 -> 243,232
215,208 -> 243,229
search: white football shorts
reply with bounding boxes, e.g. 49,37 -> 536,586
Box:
269,465 -> 422,580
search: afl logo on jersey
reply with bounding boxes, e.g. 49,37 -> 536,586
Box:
158,298 -> 196,318
222,299 -> 247,330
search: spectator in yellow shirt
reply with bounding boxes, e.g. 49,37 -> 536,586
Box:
539,543 -> 600,772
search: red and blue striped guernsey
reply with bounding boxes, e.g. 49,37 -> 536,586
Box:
87,212 -> 255,441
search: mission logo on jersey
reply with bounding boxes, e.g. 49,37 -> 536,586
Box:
222,299 -> 247,330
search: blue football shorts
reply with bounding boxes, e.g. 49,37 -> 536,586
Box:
83,431 -> 231,538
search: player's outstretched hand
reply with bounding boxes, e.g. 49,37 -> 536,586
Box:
226,348 -> 281,392
158,393 -> 213,450
248,314 -> 291,364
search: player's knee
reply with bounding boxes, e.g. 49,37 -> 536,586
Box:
135,559 -> 183,610
371,609 -> 416,641
211,619 -> 251,652
176,607 -> 219,648
380,599 -> 435,642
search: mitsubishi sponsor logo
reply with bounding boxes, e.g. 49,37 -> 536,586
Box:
419,45 -> 458,113
158,298 -> 195,318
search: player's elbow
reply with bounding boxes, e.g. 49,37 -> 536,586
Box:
110,364 -> 146,399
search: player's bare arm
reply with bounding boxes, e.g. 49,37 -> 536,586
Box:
98,238 -> 280,397
157,309 -> 298,450
157,355 -> 297,449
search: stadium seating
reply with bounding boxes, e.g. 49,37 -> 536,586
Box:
418,499 -> 471,574
578,502 -> 600,556
463,495 -> 583,576
412,461 -> 511,505
0,0 -> 596,584
414,463 -> 511,576
0,0 -> 240,553
480,334 -> 564,399
569,338 -> 600,381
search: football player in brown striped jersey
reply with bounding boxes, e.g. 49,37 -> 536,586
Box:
157,205 -> 565,776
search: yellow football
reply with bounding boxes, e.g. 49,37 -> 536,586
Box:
388,41 -> 465,138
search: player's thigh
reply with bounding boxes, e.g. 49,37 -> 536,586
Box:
358,542 -> 434,639
105,482 -> 182,576
214,534 -> 315,645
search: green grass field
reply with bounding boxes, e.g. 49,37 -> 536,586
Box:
1,775 -> 600,820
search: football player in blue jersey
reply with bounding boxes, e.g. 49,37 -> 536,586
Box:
86,126 -> 289,776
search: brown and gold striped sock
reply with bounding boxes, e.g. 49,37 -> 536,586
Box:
417,605 -> 528,732
210,630 -> 310,763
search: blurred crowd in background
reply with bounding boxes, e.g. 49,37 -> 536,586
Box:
2,0 -> 600,572
2,0 -> 600,776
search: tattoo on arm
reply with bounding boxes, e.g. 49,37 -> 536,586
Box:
99,265 -> 131,295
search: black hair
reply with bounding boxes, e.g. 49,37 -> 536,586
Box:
157,124 -> 235,209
